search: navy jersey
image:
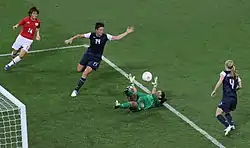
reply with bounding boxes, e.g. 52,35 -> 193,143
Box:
220,71 -> 241,99
83,32 -> 112,58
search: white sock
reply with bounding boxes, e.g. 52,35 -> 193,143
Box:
8,56 -> 21,67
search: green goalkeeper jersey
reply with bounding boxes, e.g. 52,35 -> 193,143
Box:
136,94 -> 160,110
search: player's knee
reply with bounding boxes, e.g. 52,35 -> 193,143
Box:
215,108 -> 223,117
82,70 -> 90,78
19,49 -> 27,58
77,68 -> 82,72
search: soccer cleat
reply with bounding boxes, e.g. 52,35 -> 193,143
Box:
231,125 -> 235,130
4,65 -> 10,71
114,100 -> 120,109
71,90 -> 78,97
224,126 -> 232,136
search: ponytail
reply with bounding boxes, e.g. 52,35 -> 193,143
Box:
230,67 -> 239,78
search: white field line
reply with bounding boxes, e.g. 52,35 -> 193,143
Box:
0,44 -> 225,148
0,45 -> 85,57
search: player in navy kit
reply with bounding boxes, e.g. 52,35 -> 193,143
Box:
211,60 -> 242,136
65,22 -> 134,97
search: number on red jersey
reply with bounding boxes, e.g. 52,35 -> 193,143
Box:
28,28 -> 33,34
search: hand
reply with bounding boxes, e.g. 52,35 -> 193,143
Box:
211,91 -> 216,97
152,77 -> 158,88
65,39 -> 73,44
36,35 -> 40,41
128,73 -> 135,84
126,26 -> 134,34
13,25 -> 18,30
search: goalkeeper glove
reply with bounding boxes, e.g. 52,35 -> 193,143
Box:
128,73 -> 135,86
152,76 -> 158,88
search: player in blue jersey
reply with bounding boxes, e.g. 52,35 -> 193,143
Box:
65,22 -> 134,97
211,60 -> 242,136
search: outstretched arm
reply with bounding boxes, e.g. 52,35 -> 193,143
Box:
211,72 -> 225,97
13,18 -> 26,30
65,33 -> 90,44
111,27 -> 134,41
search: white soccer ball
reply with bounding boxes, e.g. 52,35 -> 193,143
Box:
142,71 -> 152,82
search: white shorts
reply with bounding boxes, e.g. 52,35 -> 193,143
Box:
12,34 -> 33,52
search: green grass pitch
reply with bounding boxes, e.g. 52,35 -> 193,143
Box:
1,0 -> 250,147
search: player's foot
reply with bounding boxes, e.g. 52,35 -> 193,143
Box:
71,90 -> 78,97
230,125 -> 235,130
114,100 -> 120,109
4,65 -> 10,71
224,126 -> 232,136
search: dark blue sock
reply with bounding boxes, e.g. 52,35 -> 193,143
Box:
225,113 -> 234,125
216,115 -> 229,128
75,77 -> 86,91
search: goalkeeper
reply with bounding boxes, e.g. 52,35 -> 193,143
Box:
114,74 -> 167,111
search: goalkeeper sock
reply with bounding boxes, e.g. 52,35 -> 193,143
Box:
8,56 -> 21,67
120,102 -> 132,109
75,77 -> 86,91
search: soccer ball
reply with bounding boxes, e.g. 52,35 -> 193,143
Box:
142,71 -> 152,82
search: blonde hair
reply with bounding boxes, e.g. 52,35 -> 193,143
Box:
225,60 -> 238,78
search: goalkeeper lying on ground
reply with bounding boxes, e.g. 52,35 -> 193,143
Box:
114,74 -> 167,111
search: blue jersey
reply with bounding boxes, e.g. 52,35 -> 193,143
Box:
220,71 -> 241,99
84,32 -> 112,58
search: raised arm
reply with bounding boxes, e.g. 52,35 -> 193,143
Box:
151,77 -> 158,94
65,33 -> 90,44
111,27 -> 134,41
211,72 -> 225,97
128,73 -> 137,94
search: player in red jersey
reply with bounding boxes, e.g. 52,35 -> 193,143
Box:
4,7 -> 41,71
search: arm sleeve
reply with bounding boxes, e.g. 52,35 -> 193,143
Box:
18,18 -> 26,26
220,71 -> 226,77
107,34 -> 113,41
37,22 -> 40,28
83,32 -> 91,38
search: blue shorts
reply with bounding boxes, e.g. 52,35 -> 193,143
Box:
218,97 -> 237,113
79,52 -> 101,70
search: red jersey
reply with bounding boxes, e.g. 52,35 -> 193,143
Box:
18,16 -> 40,40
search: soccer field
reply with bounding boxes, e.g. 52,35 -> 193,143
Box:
1,0 -> 250,147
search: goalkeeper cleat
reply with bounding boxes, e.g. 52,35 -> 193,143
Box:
71,90 -> 78,97
4,65 -> 10,71
114,100 -> 120,109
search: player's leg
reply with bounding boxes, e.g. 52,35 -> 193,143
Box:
75,66 -> 93,91
5,48 -> 28,69
77,64 -> 85,72
216,100 -> 232,136
215,107 -> 229,128
5,35 -> 32,70
76,53 -> 89,73
11,47 -> 21,59
225,99 -> 237,129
